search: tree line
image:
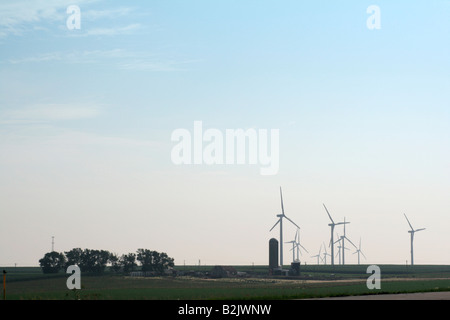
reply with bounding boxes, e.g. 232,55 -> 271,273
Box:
39,248 -> 174,274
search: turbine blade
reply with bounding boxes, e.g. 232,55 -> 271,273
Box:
343,217 -> 346,234
269,219 -> 280,232
361,251 -> 367,259
284,215 -> 300,229
404,213 -> 414,231
300,245 -> 308,253
323,204 -> 335,224
280,187 -> 285,216
344,236 -> 358,249
415,228 -> 426,232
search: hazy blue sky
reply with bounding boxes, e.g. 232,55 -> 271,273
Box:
0,0 -> 449,266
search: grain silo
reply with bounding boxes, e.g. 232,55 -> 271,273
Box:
269,238 -> 279,272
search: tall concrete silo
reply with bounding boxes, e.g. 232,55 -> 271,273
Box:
269,238 -> 279,272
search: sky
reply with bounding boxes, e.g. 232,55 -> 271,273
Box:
0,0 -> 449,267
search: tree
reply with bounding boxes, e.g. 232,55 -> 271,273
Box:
109,252 -> 122,273
136,249 -> 174,274
136,249 -> 153,272
65,248 -> 110,273
39,247 -> 174,275
65,248 -> 83,269
158,252 -> 175,273
79,249 -> 110,273
120,253 -> 137,273
39,252 -> 66,274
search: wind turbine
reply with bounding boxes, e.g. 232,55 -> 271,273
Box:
270,187 -> 300,269
323,204 -> 349,266
353,237 -> 366,265
340,217 -> 357,265
294,228 -> 308,261
322,242 -> 331,265
333,233 -> 349,265
404,214 -> 425,266
311,244 -> 323,265
285,233 -> 297,263
288,229 -> 307,262
334,233 -> 342,265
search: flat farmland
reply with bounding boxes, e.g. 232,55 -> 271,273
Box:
2,265 -> 450,300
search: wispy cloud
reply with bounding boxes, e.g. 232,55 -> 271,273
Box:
1,103 -> 102,124
0,0 -> 94,37
82,7 -> 135,20
8,49 -> 129,64
118,59 -> 200,72
0,0 -> 137,38
84,23 -> 141,36
7,49 -> 198,71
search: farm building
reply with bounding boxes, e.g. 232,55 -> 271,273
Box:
210,266 -> 237,278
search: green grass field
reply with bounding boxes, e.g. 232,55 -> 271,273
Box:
2,265 -> 450,300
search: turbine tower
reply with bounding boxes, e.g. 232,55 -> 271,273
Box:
294,228 -> 308,261
285,236 -> 297,263
353,237 -> 366,265
340,217 -> 357,265
323,204 -> 348,266
270,187 -> 300,269
334,233 -> 342,265
333,233 -> 350,265
311,245 -> 322,265
404,214 -> 425,266
322,242 -> 331,265
287,229 -> 307,263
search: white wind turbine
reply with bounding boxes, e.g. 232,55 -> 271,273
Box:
340,217 -> 357,265
295,228 -> 308,261
287,229 -> 306,263
333,233 -> 349,265
404,214 -> 426,266
323,204 -> 349,266
269,187 -> 300,268
285,234 -> 297,263
334,233 -> 342,265
352,237 -> 366,265
289,228 -> 308,262
321,242 -> 331,265
311,245 -> 322,265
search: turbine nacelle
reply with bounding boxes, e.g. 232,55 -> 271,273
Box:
408,228 -> 425,234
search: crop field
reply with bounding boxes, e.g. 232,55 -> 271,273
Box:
2,265 -> 450,300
